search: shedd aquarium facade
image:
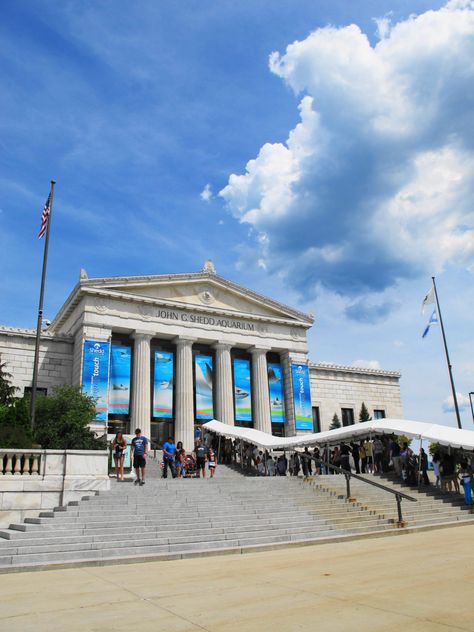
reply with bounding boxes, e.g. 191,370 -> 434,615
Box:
0,262 -> 403,449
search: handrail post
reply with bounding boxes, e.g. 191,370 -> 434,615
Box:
345,473 -> 351,499
396,493 -> 404,525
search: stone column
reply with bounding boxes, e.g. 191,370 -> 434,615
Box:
174,338 -> 195,451
130,332 -> 152,439
213,343 -> 234,426
250,347 -> 272,434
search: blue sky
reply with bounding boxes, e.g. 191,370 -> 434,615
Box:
1,0 -> 473,428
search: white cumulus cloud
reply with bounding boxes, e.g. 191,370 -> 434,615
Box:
220,1 -> 474,320
200,183 -> 213,202
442,391 -> 472,413
352,359 -> 382,370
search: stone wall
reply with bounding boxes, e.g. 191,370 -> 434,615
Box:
310,362 -> 403,431
0,449 -> 110,528
0,327 -> 73,397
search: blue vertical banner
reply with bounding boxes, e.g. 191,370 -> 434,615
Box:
153,351 -> 174,418
109,345 -> 131,415
195,354 -> 214,420
291,363 -> 313,431
268,362 -> 286,423
82,340 -> 110,422
233,358 -> 252,422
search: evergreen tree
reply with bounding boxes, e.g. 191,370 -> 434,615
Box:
329,413 -> 341,430
0,355 -> 17,406
359,402 -> 371,423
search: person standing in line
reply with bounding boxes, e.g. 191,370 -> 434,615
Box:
359,441 -> 367,474
162,436 -> 177,479
267,455 -> 276,476
112,431 -> 127,481
208,447 -> 217,478
364,439 -> 374,474
419,448 -> 430,486
373,437 -> 384,474
131,428 -> 149,486
340,443 -> 351,472
276,453 -> 288,476
432,452 -> 442,488
195,439 -> 207,478
389,437 -> 401,477
458,462 -> 472,510
351,442 -> 360,474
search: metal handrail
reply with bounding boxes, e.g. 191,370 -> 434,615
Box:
308,456 -> 417,525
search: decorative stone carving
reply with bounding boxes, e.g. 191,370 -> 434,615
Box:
199,286 -> 215,305
79,268 -> 88,280
202,259 -> 216,275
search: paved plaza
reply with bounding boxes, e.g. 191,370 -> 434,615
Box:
0,524 -> 473,631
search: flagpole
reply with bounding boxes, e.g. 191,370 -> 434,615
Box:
431,276 -> 462,430
30,180 -> 56,429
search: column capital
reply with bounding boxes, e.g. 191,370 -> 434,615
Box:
248,345 -> 271,356
212,342 -> 232,351
131,330 -> 153,341
174,337 -> 196,348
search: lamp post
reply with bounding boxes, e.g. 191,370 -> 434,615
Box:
469,392 -> 474,425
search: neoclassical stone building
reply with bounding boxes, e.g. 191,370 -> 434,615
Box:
0,263 -> 402,448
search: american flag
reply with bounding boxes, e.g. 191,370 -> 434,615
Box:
38,192 -> 52,239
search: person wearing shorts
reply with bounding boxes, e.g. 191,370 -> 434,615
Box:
194,439 -> 207,478
208,447 -> 217,478
131,428 -> 149,486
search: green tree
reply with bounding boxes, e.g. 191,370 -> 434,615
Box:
359,402 -> 371,422
33,385 -> 106,450
397,434 -> 412,448
329,413 -> 341,430
0,398 -> 33,448
0,355 -> 17,406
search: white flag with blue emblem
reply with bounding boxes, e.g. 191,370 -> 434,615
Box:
421,287 -> 435,314
422,309 -> 438,338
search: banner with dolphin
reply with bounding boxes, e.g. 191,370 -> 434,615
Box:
195,354 -> 214,420
153,350 -> 174,418
233,358 -> 252,422
291,363 -> 313,431
268,362 -> 286,423
109,344 -> 131,415
82,340 -> 110,422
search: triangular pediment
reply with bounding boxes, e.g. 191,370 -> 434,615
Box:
81,272 -> 313,325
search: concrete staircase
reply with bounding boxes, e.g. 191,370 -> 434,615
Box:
0,466 -> 472,572
309,473 -> 474,528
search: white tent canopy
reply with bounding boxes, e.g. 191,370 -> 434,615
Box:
202,418 -> 474,452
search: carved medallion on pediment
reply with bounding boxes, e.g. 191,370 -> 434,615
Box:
199,286 -> 215,305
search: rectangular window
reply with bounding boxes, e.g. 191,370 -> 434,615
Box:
341,408 -> 355,427
374,409 -> 386,419
24,386 -> 47,398
312,406 -> 321,433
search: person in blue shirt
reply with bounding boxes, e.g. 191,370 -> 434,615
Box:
131,428 -> 149,486
162,436 -> 177,478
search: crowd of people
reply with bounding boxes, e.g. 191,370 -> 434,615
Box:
111,429 -> 473,509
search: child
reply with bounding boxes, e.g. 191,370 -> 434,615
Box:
208,447 -> 217,478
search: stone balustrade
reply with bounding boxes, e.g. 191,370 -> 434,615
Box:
1,450 -> 42,477
0,449 -> 110,528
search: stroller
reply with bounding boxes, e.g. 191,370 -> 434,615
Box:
183,453 -> 198,478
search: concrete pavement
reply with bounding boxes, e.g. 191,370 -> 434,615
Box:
0,524 -> 473,631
